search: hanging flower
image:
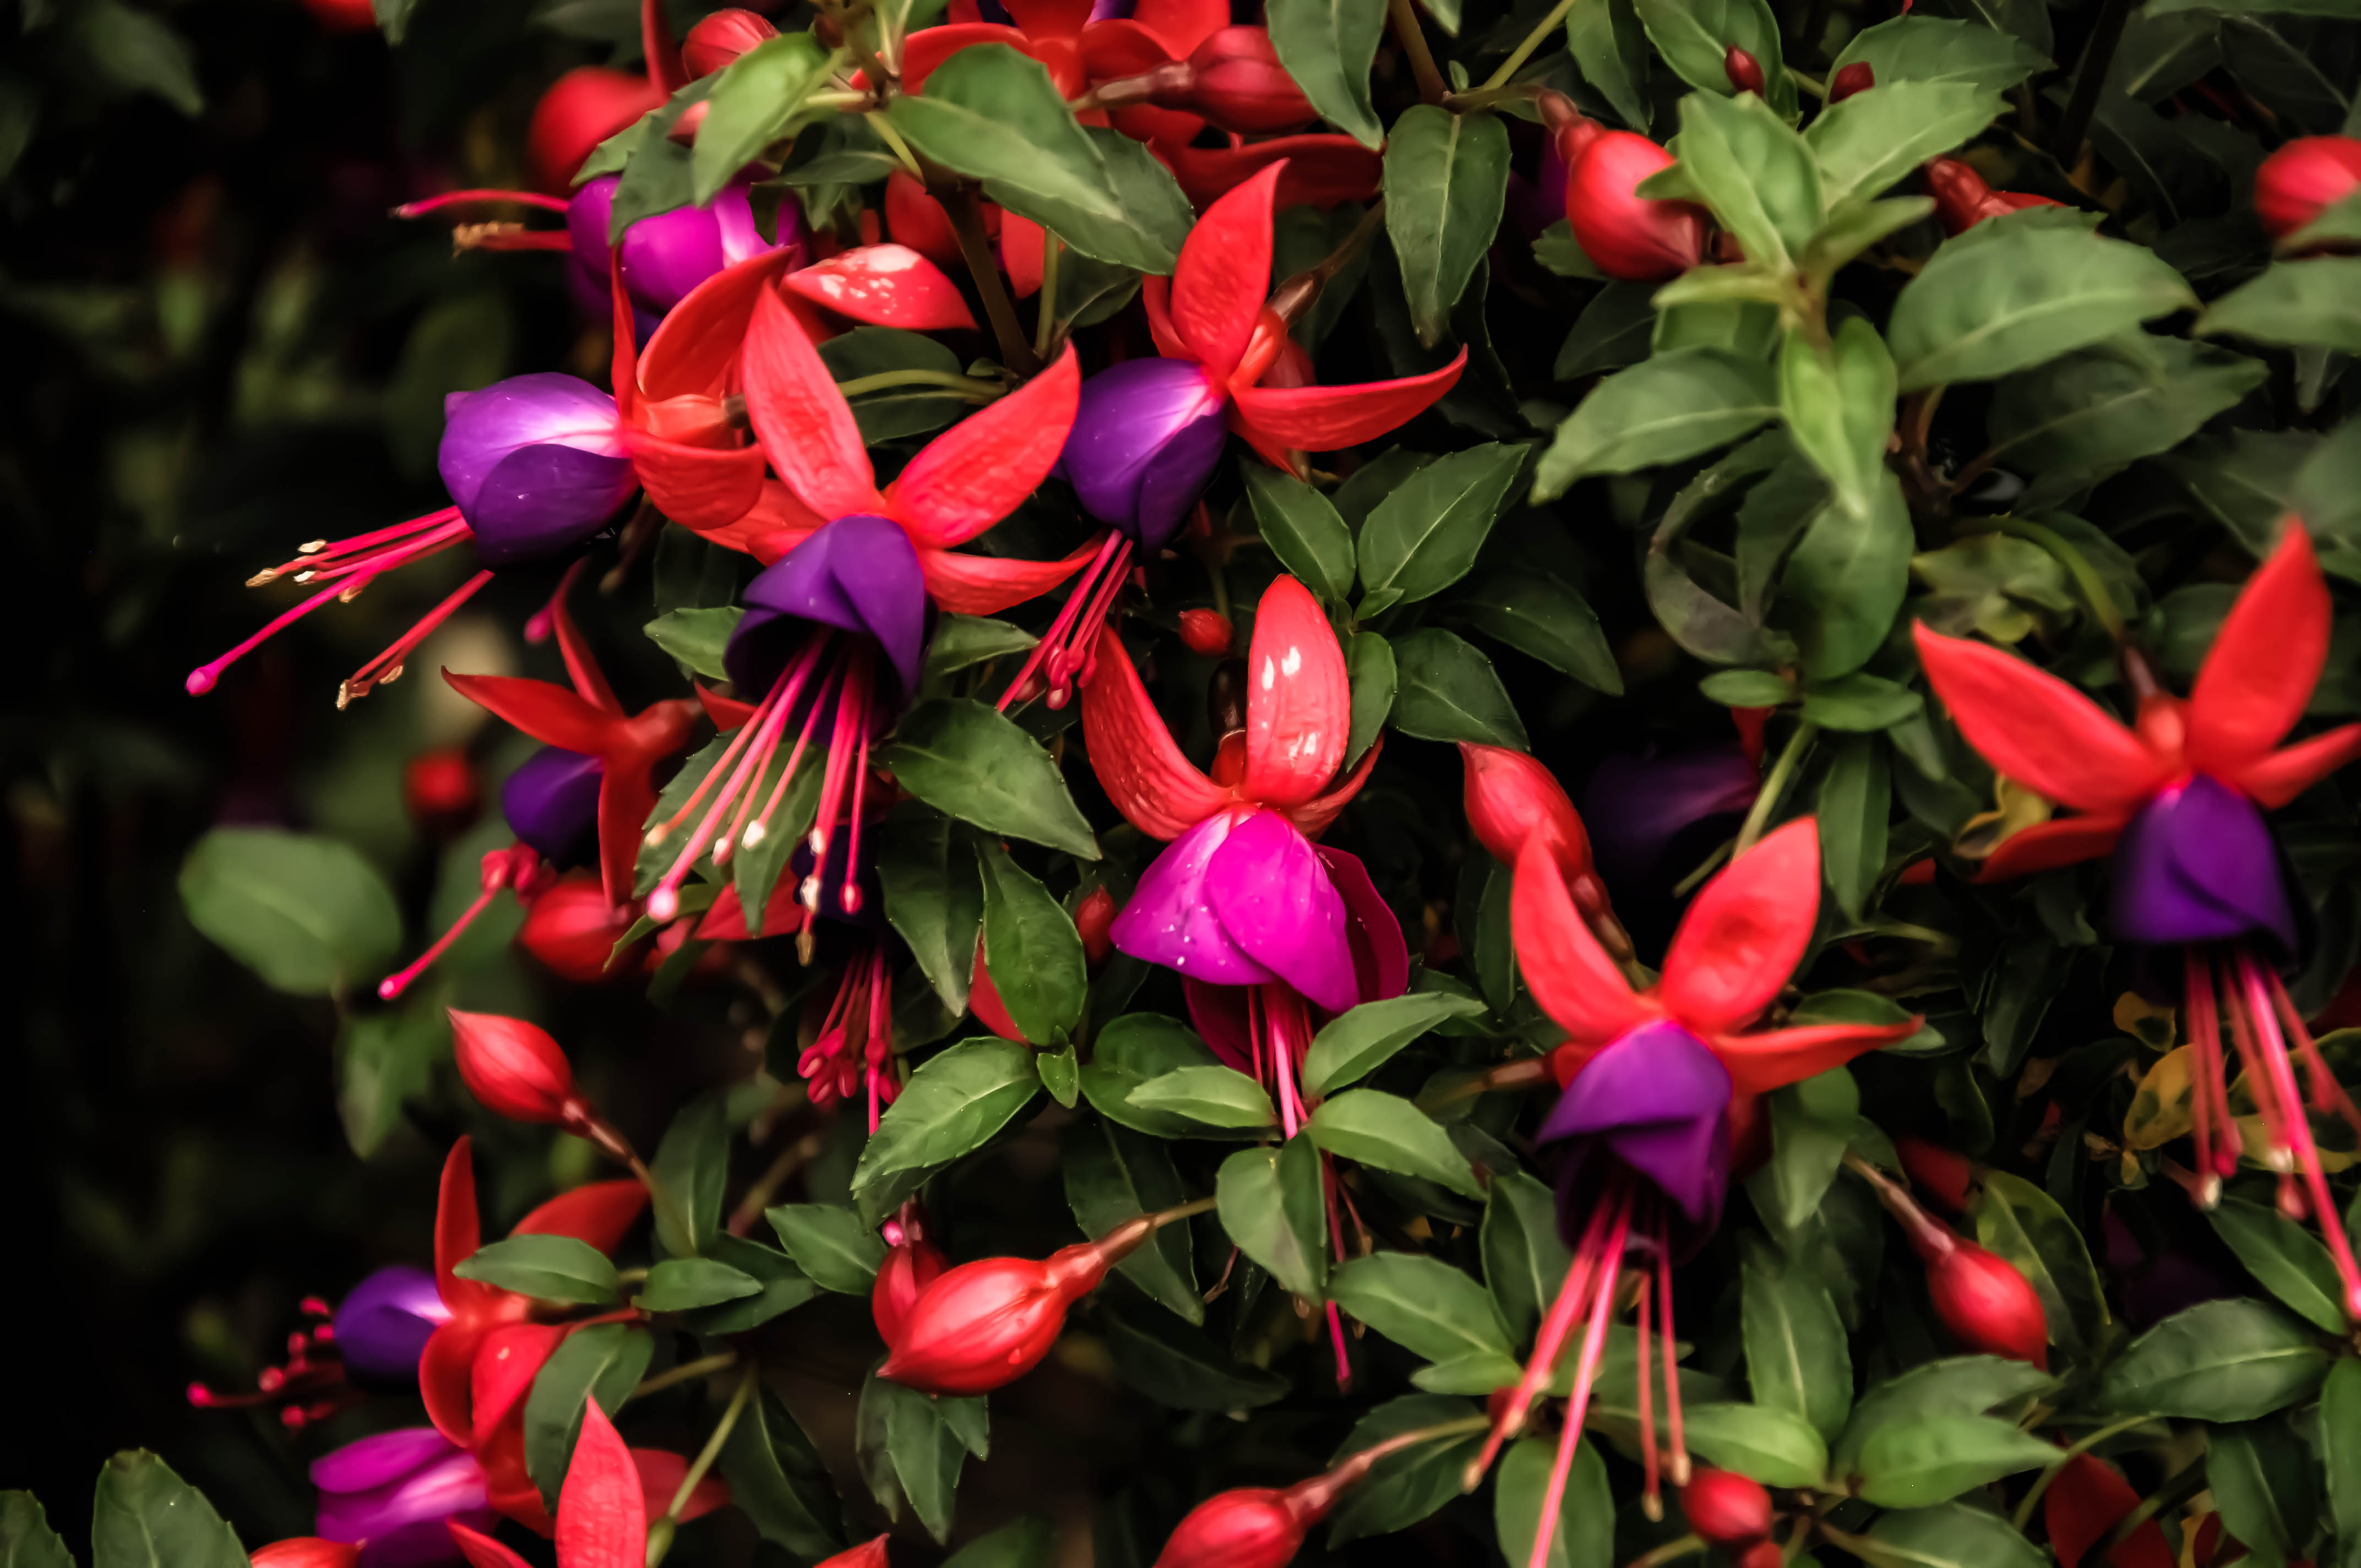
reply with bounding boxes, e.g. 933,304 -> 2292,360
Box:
313,1428 -> 499,1568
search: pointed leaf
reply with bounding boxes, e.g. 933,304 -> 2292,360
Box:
878,698 -> 1100,858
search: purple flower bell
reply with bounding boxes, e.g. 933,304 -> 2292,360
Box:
502,745 -> 602,867
313,1427 -> 496,1567
565,175 -> 801,318
2111,774 -> 2300,955
436,373 -> 635,567
1536,1020 -> 1733,1259
724,514 -> 928,704
331,1266 -> 449,1388
1060,358 -> 1231,551
1586,743 -> 1761,892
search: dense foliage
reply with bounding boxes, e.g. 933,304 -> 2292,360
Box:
13,0 -> 2361,1561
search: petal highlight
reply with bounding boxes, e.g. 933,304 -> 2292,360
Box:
1242,574 -> 1348,808
1171,161 -> 1281,382
781,243 -> 977,332
557,1400 -> 648,1568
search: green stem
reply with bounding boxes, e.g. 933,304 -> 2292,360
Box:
668,1366 -> 757,1521
867,112 -> 924,181
1033,238 -> 1062,360
2010,1415 -> 2155,1529
1625,1536 -> 1707,1568
1732,719 -> 1819,856
1479,0 -> 1581,91
1389,0 -> 1448,103
834,368 -> 1004,399
629,1351 -> 738,1404
942,183 -> 1041,375
1152,1195 -> 1220,1227
2094,1458 -> 2207,1558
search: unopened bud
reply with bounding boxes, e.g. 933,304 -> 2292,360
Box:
1924,156 -> 2064,236
518,873 -> 641,984
1734,1541 -> 1785,1568
969,933 -> 1027,1043
403,748 -> 481,832
1149,27 -> 1318,135
1896,1136 -> 1978,1215
1075,885 -> 1119,970
2255,134 -> 2361,240
1459,743 -> 1593,882
1725,46 -> 1765,95
1829,61 -> 1874,101
879,1221 -> 1154,1395
1925,1238 -> 2049,1369
1178,608 -> 1234,656
873,1233 -> 949,1348
1565,130 -> 1709,282
682,8 -> 777,76
448,1009 -> 584,1128
1152,1488 -> 1307,1568
1681,1469 -> 1774,1545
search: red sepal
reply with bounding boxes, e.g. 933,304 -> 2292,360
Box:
2239,721 -> 2361,808
557,1400 -> 648,1568
447,1524 -> 533,1568
1285,735 -> 1380,839
1712,1018 -> 1923,1099
889,346 -> 1081,547
435,1137 -> 499,1313
781,244 -> 978,332
418,1320 -> 483,1447
641,0 -> 686,92
1660,817 -> 1820,1036
1171,162 -> 1281,382
594,764 -> 655,910
2046,1455 -> 2175,1568
1007,0 -> 1091,38
512,1179 -> 649,1253
1912,623 -> 2169,813
697,684 -> 759,730
815,1538 -> 894,1568
1977,815 -> 2129,880
442,673 -> 613,755
917,536 -> 1097,615
1163,134 -> 1382,209
1078,620 -> 1234,839
1128,0 -> 1228,53
630,1449 -> 731,1522
471,1321 -> 569,1449
1241,574 -> 1348,808
638,248 -> 797,402
902,23 -> 1036,89
742,285 -> 885,520
2188,525 -> 2330,779
626,433 -> 767,531
1512,839 -> 1653,1047
1230,351 -> 1466,450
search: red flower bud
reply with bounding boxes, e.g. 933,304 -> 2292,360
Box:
1565,130 -> 1709,282
448,1009 -> 586,1128
518,873 -> 646,985
873,1234 -> 949,1347
879,1219 -> 1153,1394
1154,1489 -> 1306,1568
1681,1469 -> 1774,1545
252,1542 -> 362,1568
1896,1136 -> 1977,1215
1725,46 -> 1765,95
682,8 -> 777,77
1459,743 -> 1592,880
1734,1541 -> 1786,1568
1829,61 -> 1874,101
527,68 -> 667,193
2255,135 -> 2361,239
817,1540 -> 893,1568
1178,608 -> 1234,656
404,748 -> 481,834
1162,27 -> 1318,135
1924,157 -> 2063,236
1924,1237 -> 2049,1368
1075,885 -> 1119,969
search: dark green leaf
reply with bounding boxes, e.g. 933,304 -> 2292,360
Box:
1456,570 -> 1624,694
1345,630 -> 1397,765
1830,17 -> 2050,91
1129,1064 -> 1279,1129
2097,1299 -> 2332,1419
975,839 -> 1087,1045
2198,257 -> 2361,354
850,1038 -> 1041,1221
1483,1170 -> 1574,1346
522,1324 -> 654,1511
1834,1357 -> 2055,1471
455,1235 -> 622,1305
862,1371 -> 984,1544
942,1516 -> 1054,1568
1777,474 -> 1913,680
692,32 -> 834,203
1266,0 -> 1386,145
1818,734 -> 1892,920
644,607 -> 743,682
179,828 -> 401,997
1303,992 -> 1488,1095
1079,1014 -> 1228,1137
2318,1359 -> 2361,1563
1535,349 -> 1779,498
1243,462 -> 1356,603
1495,1434 -> 1613,1568
336,1005 -> 447,1159
1742,1236 -> 1853,1440
1330,1251 -> 1513,1364
1631,0 -> 1792,111
1985,333 -> 2266,478
878,802 -> 982,1015
766,1203 -> 888,1294
1309,1088 -> 1483,1197
1358,443 -> 1528,611
637,1257 -> 762,1311
1853,1415 -> 2059,1507
2210,1417 -> 2319,1568
720,1387 -> 845,1560
77,1 -> 203,115
1778,318 -> 1897,523
1216,1134 -> 1328,1297
1805,83 -> 2008,209
1568,0 -> 1652,132
821,327 -> 973,443
1391,628 -> 1529,749
1864,1501 -> 2049,1568
1063,1115 -> 1201,1323
927,615 -> 1037,678
0,1495 -> 71,1568
89,1453 -> 244,1568
878,698 -> 1098,859
651,1092 -> 730,1257
679,1234 -> 820,1333
1681,1403 -> 1831,1487
1673,91 -> 1821,268
2210,1198 -> 2347,1333
1971,1169 -> 2105,1358
1099,1304 -> 1291,1409
1753,1070 -> 1860,1233
1383,107 -> 1513,345
1325,1395 -> 1488,1543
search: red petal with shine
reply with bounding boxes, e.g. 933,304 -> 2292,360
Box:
2238,721 -> 2361,808
781,244 -> 978,332
890,346 -> 1080,547
639,248 -> 797,402
742,285 -> 883,520
472,1321 -> 568,1449
1242,574 -> 1347,808
902,23 -> 1034,89
1660,816 -> 1821,1036
251,1542 -> 362,1568
1230,351 -> 1466,450
2188,524 -> 2331,778
1283,734 -> 1381,839
627,433 -> 766,530
434,1137 -> 497,1311
447,1523 -> 533,1568
1171,161 -> 1281,382
916,537 -> 1096,614
1138,276 -> 1196,362
443,673 -> 613,756
630,1450 -> 731,1522
1511,838 -> 1652,1047
1712,1018 -> 1923,1099
1078,619 -> 1234,839
1913,624 -> 2168,813
418,1320 -> 481,1447
1977,815 -> 2129,880
512,1179 -> 648,1253
558,1400 -> 648,1568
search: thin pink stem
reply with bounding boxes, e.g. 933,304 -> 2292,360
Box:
344,570 -> 496,701
1473,1189 -> 1619,1481
1657,1238 -> 1687,1483
1529,1208 -> 1630,1568
2267,965 -> 2361,1139
1634,1271 -> 1658,1514
396,188 -> 572,216
2240,949 -> 2361,1320
995,531 -> 1127,712
378,884 -> 501,1000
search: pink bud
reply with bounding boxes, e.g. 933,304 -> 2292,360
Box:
1152,1488 -> 1307,1568
1829,61 -> 1874,101
448,1009 -> 584,1128
1165,27 -> 1318,135
1682,1469 -> 1774,1545
1075,885 -> 1119,970
2255,135 -> 2361,239
816,1540 -> 893,1568
872,1235 -> 948,1347
517,873 -> 644,984
1924,157 -> 2062,236
402,748 -> 480,833
526,68 -> 666,194
1459,743 -> 1593,881
879,1221 -> 1152,1395
1735,1542 -> 1786,1568
1724,46 -> 1765,95
1925,1238 -> 2050,1369
1178,608 -> 1234,656
1896,1136 -> 1978,1216
1565,130 -> 1709,282
682,8 -> 777,77
251,1542 -> 362,1568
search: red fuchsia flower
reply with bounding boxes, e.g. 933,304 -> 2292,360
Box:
2255,135 -> 2361,240
2045,1456 -> 2176,1568
879,1216 -> 1168,1395
526,0 -> 683,192
1087,26 -> 1319,137
1177,607 -> 1234,656
1682,1469 -> 1774,1547
1564,130 -> 1710,282
1896,1135 -> 1978,1215
252,1542 -> 361,1568
912,0 -> 1228,149
1481,819 -> 1922,1547
443,1400 -> 726,1568
1922,157 -> 2063,235
405,748 -> 482,835
681,7 -> 776,75
1914,526 -> 2361,1304
313,1428 -> 500,1567
1165,134 -> 1385,210
1853,1148 -> 2049,1365
1459,743 -> 1621,937
1829,61 -> 1874,100
517,872 -> 663,984
872,1207 -> 949,1346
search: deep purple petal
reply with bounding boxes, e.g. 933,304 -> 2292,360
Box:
1586,744 -> 1761,892
1317,844 -> 1410,1006
438,373 -> 625,524
1060,358 -> 1228,546
1539,1022 -> 1731,1246
315,1443 -> 489,1567
1204,808 -> 1359,1015
350,1511 -> 497,1568
566,176 -> 619,273
333,1266 -> 450,1387
726,514 -> 928,701
311,1428 -> 459,1494
619,205 -> 729,314
502,746 -> 603,867
2111,775 -> 2299,953
1112,809 -> 1281,988
465,445 -> 636,565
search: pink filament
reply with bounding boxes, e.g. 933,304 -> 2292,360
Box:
2238,949 -> 2361,1319
395,188 -> 572,217
343,569 -> 496,703
995,531 -> 1131,712
1474,1186 -> 1620,1480
1527,1202 -> 1633,1568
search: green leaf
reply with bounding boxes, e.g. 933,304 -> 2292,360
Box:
878,802 -> 982,1015
1802,673 -> 1919,731
0,1495 -> 72,1568
1631,0 -> 1792,110
637,1257 -> 763,1311
1390,628 -> 1528,749
927,614 -> 1037,678
1129,1064 -> 1280,1129
975,839 -> 1087,1045
1495,1435 -> 1613,1568
89,1453 -> 244,1568
1971,1169 -> 2106,1358
2208,1197 -> 2348,1333
608,85 -> 712,241
1358,443 -> 1528,609
887,46 -> 1191,272
1534,349 -> 1779,498
1704,668 -> 1799,706
1483,1170 -> 1573,1346
939,1518 -> 1052,1568
1331,1251 -> 1514,1364
1805,83 -> 2007,210
1345,630 -> 1397,764
1038,1042 -> 1078,1108
1753,1070 -> 1861,1233
335,1005 -> 448,1159
851,1038 -> 1041,1221
1853,1415 -> 2059,1507
1266,0 -> 1386,145
1079,1014 -> 1228,1137
77,0 -> 204,115
1864,1502 -> 2049,1568
821,327 -> 973,443
1567,0 -> 1653,132
1216,1135 -> 1328,1297
523,1323 -> 654,1511
1383,107 -> 1513,345
1777,473 -> 1913,679
455,1235 -> 622,1304
860,1371 -> 985,1543
1742,1237 -> 1853,1440
1243,462 -> 1356,603
644,606 -> 743,681
1303,992 -> 1488,1095
2197,257 -> 2361,354
1834,1357 -> 2055,1471
651,1092 -> 730,1257
2098,1299 -> 2332,1419
178,828 -> 401,997
2209,1417 -> 2319,1568
1888,210 -> 2197,389
1817,734 -> 1891,919
679,1235 -> 819,1334
1325,1396 -> 1489,1543
1682,1403 -> 1831,1487
2319,1359 -> 2361,1566
1063,1115 -> 1201,1324
1673,90 -> 1822,269
720,1387 -> 845,1561
1830,17 -> 2050,92
1100,1304 -> 1291,1409
1456,571 -> 1624,694
1309,1088 -> 1483,1197
1779,319 -> 1896,522
878,698 -> 1098,859
766,1203 -> 888,1294
691,32 -> 833,204
1986,333 -> 2266,479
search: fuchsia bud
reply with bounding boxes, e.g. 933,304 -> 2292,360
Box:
1897,1136 -> 1978,1215
682,8 -> 776,76
1460,743 -> 1630,958
1565,131 -> 1709,282
1075,885 -> 1119,969
1682,1469 -> 1774,1545
250,1543 -> 361,1568
403,748 -> 480,834
817,1539 -> 893,1568
516,873 -> 646,984
1829,61 -> 1874,100
872,1231 -> 949,1347
526,68 -> 666,193
1734,1542 -> 1786,1568
1923,157 -> 2063,236
448,1009 -> 587,1129
2255,135 -> 2361,239
880,1218 -> 1158,1395
970,932 -> 1026,1042
1154,1439 -> 1405,1568
1155,28 -> 1318,135
1178,608 -> 1234,656
1926,1240 -> 2051,1369
1724,46 -> 1765,95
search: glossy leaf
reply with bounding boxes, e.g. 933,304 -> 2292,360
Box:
179,828 -> 401,997
637,1257 -> 761,1310
1681,1402 -> 1831,1487
1391,628 -> 1529,749
1357,443 -> 1528,611
1079,1014 -> 1230,1138
1063,1115 -> 1202,1324
1309,1089 -> 1484,1197
975,839 -> 1087,1046
1742,1235 -> 1853,1440
878,698 -> 1099,860
650,1093 -> 730,1259
1383,107 -> 1512,346
89,1453 -> 245,1568
1303,991 -> 1487,1095
1535,349 -> 1780,498
878,802 -> 983,1015
1483,1170 -> 1574,1346
719,1387 -> 845,1561
455,1235 -> 622,1304
691,32 -> 833,204
1865,1501 -> 2049,1568
522,1323 -> 654,1511
1330,1251 -> 1514,1365
2198,257 -> 2361,354
1129,1064 -> 1280,1128
1495,1435 -> 1613,1568
1216,1134 -> 1328,1298
1266,0 -> 1386,145
1101,1304 -> 1291,1409
1455,570 -> 1624,694
766,1203 -> 888,1294
1853,1414 -> 2060,1507
2096,1299 -> 2332,1419
849,1037 -> 1041,1222
1243,461 -> 1357,604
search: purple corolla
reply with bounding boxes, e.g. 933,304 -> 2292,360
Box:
501,746 -> 603,868
1536,1020 -> 1733,1256
2112,774 -> 2301,954
312,1428 -> 496,1567
436,373 -> 635,566
565,175 -> 801,318
332,1266 -> 450,1388
1060,358 -> 1232,549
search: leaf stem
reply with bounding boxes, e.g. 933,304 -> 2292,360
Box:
1389,0 -> 1450,104
1479,0 -> 1581,91
667,1365 -> 758,1521
942,183 -> 1041,375
867,111 -> 924,182
2009,1415 -> 2155,1528
1034,238 -> 1063,360
1732,718 -> 1819,856
834,368 -> 1007,399
630,1351 -> 739,1404
2048,0 -> 2140,164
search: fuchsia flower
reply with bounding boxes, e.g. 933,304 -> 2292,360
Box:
334,1266 -> 451,1387
313,1428 -> 499,1568
443,1400 -> 723,1568
1483,819 -> 1922,1559
1915,524 -> 2361,1310
2256,135 -> 2361,239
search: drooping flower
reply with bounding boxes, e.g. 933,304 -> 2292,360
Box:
334,1266 -> 452,1388
2254,135 -> 2361,241
1151,1423 -> 1472,1568
1563,130 -> 1709,282
314,1429 -> 500,1568
911,0 -> 1228,142
1478,819 -> 1922,1555
1088,26 -> 1319,137
1914,525 -> 2361,1307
